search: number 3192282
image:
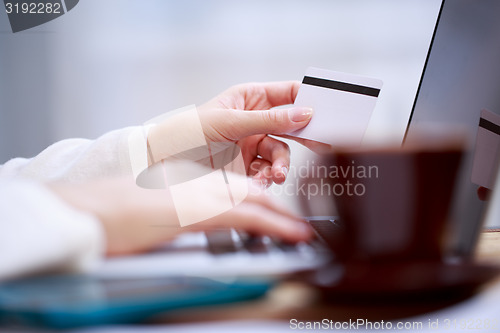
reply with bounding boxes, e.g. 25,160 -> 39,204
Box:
5,2 -> 62,14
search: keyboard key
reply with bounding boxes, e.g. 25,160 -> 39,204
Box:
308,219 -> 343,245
271,239 -> 301,253
205,229 -> 239,254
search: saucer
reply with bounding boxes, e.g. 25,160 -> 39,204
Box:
293,260 -> 500,301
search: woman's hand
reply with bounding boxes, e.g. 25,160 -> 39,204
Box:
50,177 -> 312,256
148,81 -> 330,187
197,81 -> 330,186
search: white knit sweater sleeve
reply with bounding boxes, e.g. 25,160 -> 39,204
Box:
0,126 -> 143,280
0,179 -> 105,281
0,127 -> 138,182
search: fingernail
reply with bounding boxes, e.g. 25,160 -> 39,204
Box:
260,177 -> 267,187
262,177 -> 271,188
296,222 -> 312,236
253,172 -> 270,188
289,107 -> 313,122
281,166 -> 288,179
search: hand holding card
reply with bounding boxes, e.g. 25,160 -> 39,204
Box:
289,67 -> 383,146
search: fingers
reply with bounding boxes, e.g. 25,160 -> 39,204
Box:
256,136 -> 290,184
197,200 -> 312,243
179,177 -> 312,243
242,135 -> 290,185
234,81 -> 301,110
278,135 -> 333,154
229,106 -> 313,139
258,81 -> 301,108
477,186 -> 492,201
244,182 -> 300,220
197,104 -> 313,142
231,204 -> 312,243
198,81 -> 308,142
248,158 -> 273,187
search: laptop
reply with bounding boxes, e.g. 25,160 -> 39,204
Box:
404,0 -> 500,258
97,0 -> 500,279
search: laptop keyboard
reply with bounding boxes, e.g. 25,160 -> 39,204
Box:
204,219 -> 342,256
98,219 -> 341,279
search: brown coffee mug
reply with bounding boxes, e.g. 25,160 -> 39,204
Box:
303,137 -> 464,263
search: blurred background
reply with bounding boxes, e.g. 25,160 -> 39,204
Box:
0,0 -> 441,211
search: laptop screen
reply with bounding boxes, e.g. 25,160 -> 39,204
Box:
404,0 -> 500,257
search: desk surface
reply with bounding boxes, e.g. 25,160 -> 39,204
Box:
152,231 -> 500,328
7,232 -> 499,333
477,229 -> 500,264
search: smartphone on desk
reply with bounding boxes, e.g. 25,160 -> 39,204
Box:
0,274 -> 271,329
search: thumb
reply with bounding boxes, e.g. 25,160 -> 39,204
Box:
232,106 -> 313,138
